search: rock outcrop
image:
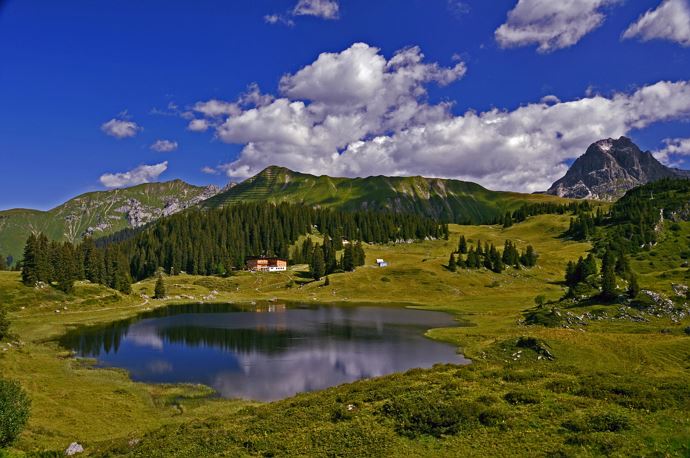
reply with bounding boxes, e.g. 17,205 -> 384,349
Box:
547,137 -> 690,201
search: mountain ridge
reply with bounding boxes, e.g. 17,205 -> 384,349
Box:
547,136 -> 690,201
0,180 -> 220,262
204,165 -> 566,222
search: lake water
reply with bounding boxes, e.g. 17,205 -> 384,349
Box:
60,303 -> 468,401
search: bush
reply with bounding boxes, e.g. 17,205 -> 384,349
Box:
380,392 -> 481,438
503,390 -> 541,405
523,308 -> 562,327
684,327 -> 690,336
563,412 -> 630,433
0,308 -> 8,341
0,379 -> 31,447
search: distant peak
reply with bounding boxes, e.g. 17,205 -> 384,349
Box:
259,165 -> 293,175
548,137 -> 686,200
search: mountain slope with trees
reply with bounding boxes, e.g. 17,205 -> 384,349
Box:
0,180 -> 220,264
203,166 -> 567,224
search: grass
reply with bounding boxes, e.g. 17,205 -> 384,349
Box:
0,214 -> 688,456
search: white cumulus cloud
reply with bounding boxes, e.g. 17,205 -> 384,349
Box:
201,166 -> 220,175
187,119 -> 210,132
623,0 -> 690,46
495,0 -> 622,53
150,139 -> 178,152
293,0 -> 339,19
653,137 -> 690,165
99,162 -> 169,188
189,43 -> 690,193
100,117 -> 142,139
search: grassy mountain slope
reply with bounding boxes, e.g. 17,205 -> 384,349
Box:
0,180 -> 217,262
203,166 -> 567,223
1,215 -> 688,456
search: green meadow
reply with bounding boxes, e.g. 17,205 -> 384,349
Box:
1,214 -> 689,456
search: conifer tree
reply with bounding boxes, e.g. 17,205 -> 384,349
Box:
628,273 -> 640,298
448,253 -> 457,272
353,241 -> 365,267
503,212 -> 513,228
21,234 -> 38,286
55,242 -> 77,293
342,244 -> 355,271
601,250 -> 617,301
458,235 -> 467,254
154,274 -> 166,299
311,244 -> 326,280
0,255 -> 6,271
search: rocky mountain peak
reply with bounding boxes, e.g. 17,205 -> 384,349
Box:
546,137 -> 689,201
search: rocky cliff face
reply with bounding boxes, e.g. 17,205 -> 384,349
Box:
547,137 -> 690,201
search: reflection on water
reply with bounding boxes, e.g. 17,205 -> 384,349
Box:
61,303 -> 468,401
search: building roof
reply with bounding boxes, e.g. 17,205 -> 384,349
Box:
246,257 -> 288,261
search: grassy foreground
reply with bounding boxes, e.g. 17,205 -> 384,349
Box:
0,215 -> 689,457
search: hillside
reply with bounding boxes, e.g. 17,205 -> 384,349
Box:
0,180 -> 219,262
547,137 -> 690,201
1,214 -> 688,456
204,166 -> 566,223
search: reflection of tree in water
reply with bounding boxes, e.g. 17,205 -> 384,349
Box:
158,326 -> 299,354
59,303 -> 248,357
59,302 -> 435,358
60,320 -> 130,357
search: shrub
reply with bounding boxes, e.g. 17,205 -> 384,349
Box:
504,390 -> 541,405
516,336 -> 555,360
684,327 -> 690,336
0,379 -> 31,447
380,392 -> 481,438
477,407 -> 507,427
380,277 -> 391,283
562,412 -> 630,433
523,308 -> 562,327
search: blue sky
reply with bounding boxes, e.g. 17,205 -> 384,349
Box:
1,0 -> 690,209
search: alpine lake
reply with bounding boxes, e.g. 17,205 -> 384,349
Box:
60,302 -> 468,401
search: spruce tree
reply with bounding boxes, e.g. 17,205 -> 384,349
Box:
21,234 -> 38,286
154,274 -> 166,299
565,261 -> 577,286
628,274 -> 640,298
601,250 -> 617,301
311,245 -> 326,280
0,255 -> 5,271
55,243 -> 76,294
458,235 -> 467,254
448,253 -> 457,272
353,241 -> 366,267
503,212 -> 513,228
342,244 -> 355,271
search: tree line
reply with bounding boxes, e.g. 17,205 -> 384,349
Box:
448,235 -> 537,274
20,202 -> 445,293
564,249 -> 639,301
555,180 -> 690,302
501,201 -> 592,228
294,236 -> 367,280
